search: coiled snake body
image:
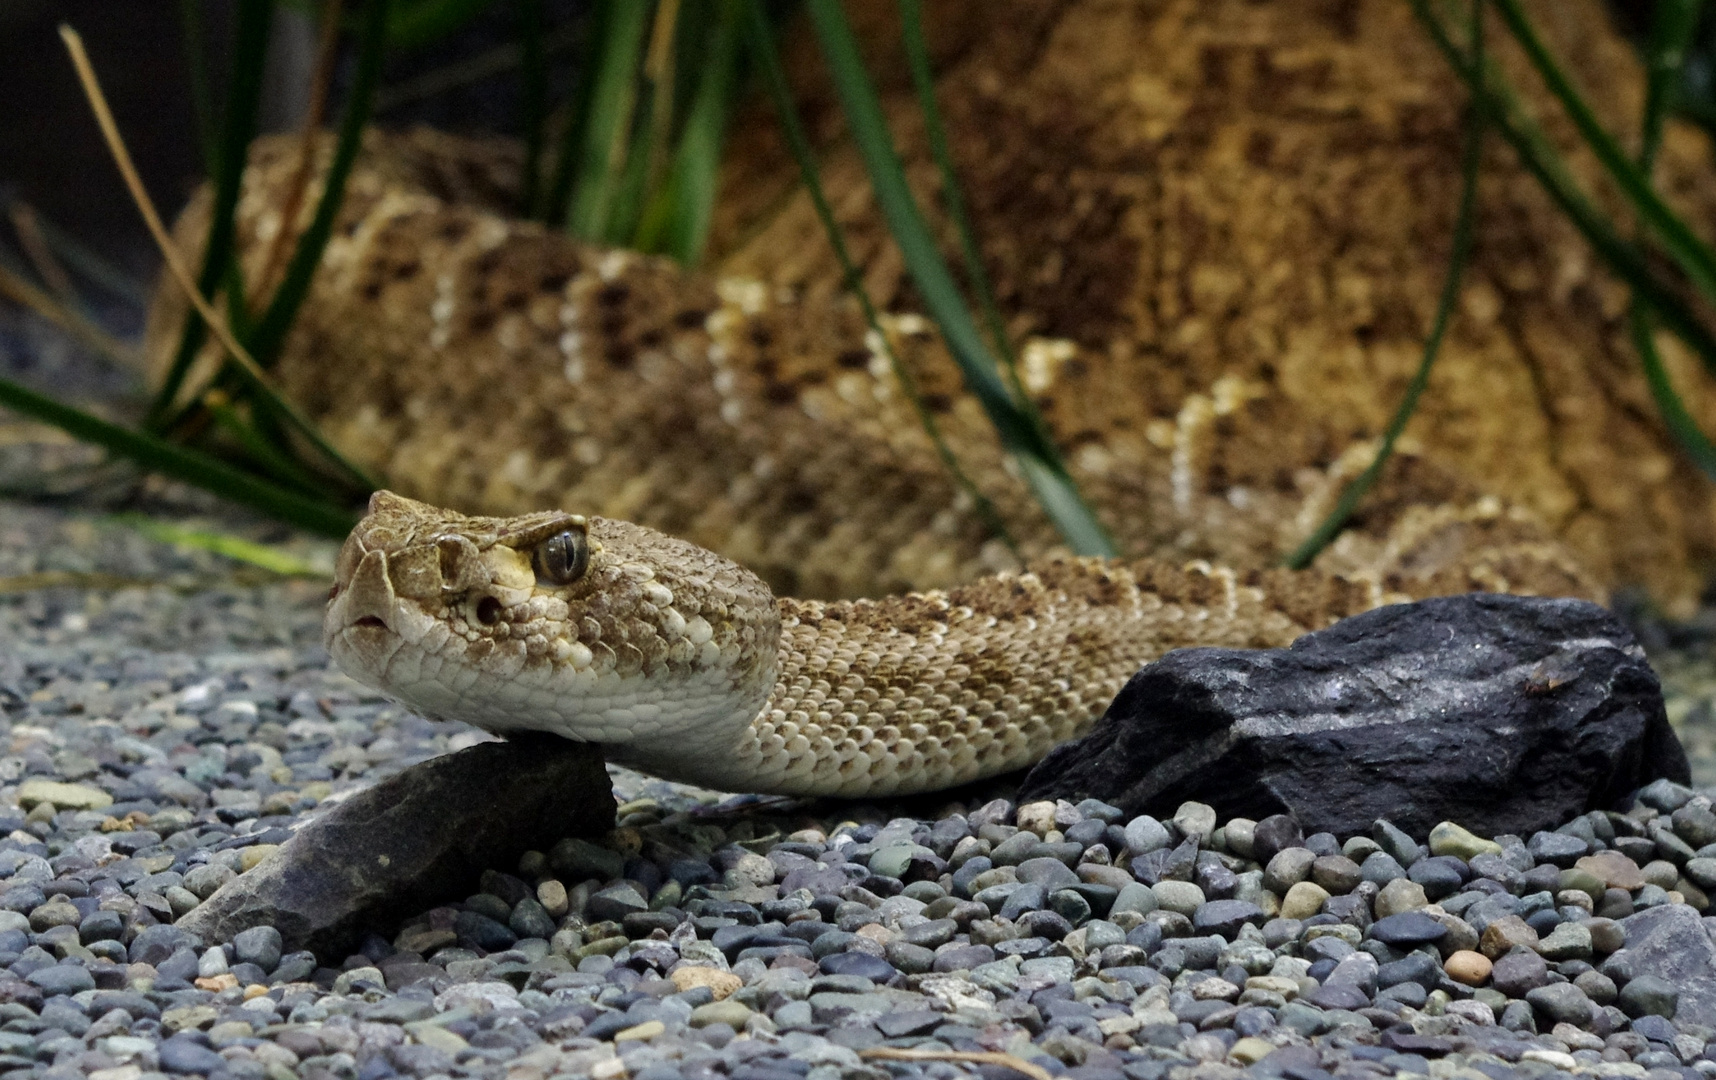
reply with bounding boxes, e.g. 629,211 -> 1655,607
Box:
328,491 -> 1538,797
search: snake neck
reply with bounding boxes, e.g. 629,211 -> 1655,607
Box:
608,558 -> 1387,798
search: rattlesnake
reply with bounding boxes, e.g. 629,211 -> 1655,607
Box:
328,491 -> 1449,796
141,0 -> 1716,793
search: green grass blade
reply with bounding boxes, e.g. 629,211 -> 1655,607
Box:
741,0 -> 1016,554
1286,1 -> 1486,570
895,0 -> 1023,397
1629,0 -> 1716,481
567,1 -> 652,239
247,0 -> 391,371
1641,0 -> 1706,170
201,393 -> 329,495
603,88 -> 660,245
149,0 -> 275,429
634,0 -> 739,263
801,0 -> 1114,557
1633,303 -> 1716,479
0,376 -> 358,537
217,347 -> 384,493
1413,0 -> 1716,377
106,514 -> 330,577
1490,0 -> 1716,304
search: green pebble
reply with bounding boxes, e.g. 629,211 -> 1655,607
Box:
1558,867 -> 1607,901
903,879 -> 947,903
690,999 -> 754,1028
573,935 -> 628,961
1473,988 -> 1508,1019
868,843 -> 933,879
550,838 -> 625,882
1428,821 -> 1502,860
650,880 -> 683,912
1110,882 -> 1158,918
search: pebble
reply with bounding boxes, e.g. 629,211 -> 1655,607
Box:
1280,879 -> 1330,919
1430,821 -> 1505,859
10,498 -> 1716,1080
1445,949 -> 1493,985
1617,974 -> 1680,1019
1525,982 -> 1595,1025
15,778 -> 113,811
1580,850 -> 1649,891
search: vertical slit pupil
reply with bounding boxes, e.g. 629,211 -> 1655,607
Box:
536,529 -> 588,584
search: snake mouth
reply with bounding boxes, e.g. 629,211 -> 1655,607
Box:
352,615 -> 388,630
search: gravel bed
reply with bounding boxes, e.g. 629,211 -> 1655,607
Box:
7,495 -> 1716,1080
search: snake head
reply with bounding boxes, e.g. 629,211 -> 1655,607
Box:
325,490 -> 780,749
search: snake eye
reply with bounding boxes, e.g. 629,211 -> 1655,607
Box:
533,529 -> 589,586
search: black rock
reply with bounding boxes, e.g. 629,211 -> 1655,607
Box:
1407,858 -> 1466,900
1371,820 -> 1425,868
128,924 -> 199,967
587,883 -> 648,923
1018,594 -> 1688,836
1617,975 -> 1680,1021
509,899 -> 557,940
1630,1014 -> 1678,1044
454,910 -> 517,951
1524,983 -> 1594,1026
272,951 -> 318,985
1193,900 -> 1266,938
176,733 -> 614,958
876,1010 -> 943,1038
1526,831 -> 1589,868
1130,837 -> 1197,886
25,963 -> 94,997
1252,815 -> 1305,865
1380,1031 -> 1456,1057
155,946 -> 199,983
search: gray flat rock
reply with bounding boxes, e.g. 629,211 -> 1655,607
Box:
177,733 -> 614,958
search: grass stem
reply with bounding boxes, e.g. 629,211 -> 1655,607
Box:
801,0 -> 1114,556
59,23 -> 381,494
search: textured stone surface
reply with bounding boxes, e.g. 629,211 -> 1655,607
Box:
1019,594 -> 1687,835
177,734 -> 614,958
1616,903 -> 1716,1025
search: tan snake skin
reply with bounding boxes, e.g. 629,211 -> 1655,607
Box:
151,129 -> 1600,606
329,492 -> 1417,796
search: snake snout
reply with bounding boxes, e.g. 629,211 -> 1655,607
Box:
332,549 -> 399,633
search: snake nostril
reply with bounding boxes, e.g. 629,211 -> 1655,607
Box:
354,615 -> 387,629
